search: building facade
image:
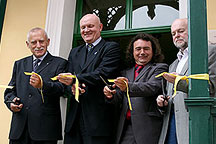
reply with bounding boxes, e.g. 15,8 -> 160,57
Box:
0,0 -> 215,143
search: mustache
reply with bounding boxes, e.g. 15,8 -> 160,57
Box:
175,38 -> 185,42
34,47 -> 44,51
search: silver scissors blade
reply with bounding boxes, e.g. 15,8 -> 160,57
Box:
99,75 -> 109,86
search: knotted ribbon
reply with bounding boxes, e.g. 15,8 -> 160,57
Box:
155,72 -> 209,98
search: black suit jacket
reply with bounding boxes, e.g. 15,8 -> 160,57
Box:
65,39 -> 121,137
112,63 -> 168,144
4,52 -> 68,141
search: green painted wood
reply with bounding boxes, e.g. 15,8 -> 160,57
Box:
187,0 -> 214,144
125,0 -> 132,29
0,0 -> 7,41
188,0 -> 209,97
73,26 -> 171,40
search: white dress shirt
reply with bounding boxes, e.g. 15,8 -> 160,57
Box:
176,48 -> 188,73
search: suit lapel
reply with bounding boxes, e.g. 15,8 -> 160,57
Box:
24,56 -> 34,72
78,45 -> 88,69
170,59 -> 179,73
82,39 -> 105,71
36,53 -> 53,73
126,67 -> 134,82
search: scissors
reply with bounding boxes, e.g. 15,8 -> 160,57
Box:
161,78 -> 168,106
99,75 -> 114,90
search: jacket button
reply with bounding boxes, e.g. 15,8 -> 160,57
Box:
29,94 -> 32,98
26,107 -> 29,110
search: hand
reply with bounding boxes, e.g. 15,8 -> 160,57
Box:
71,83 -> 86,95
114,77 -> 128,91
30,73 -> 42,88
156,95 -> 170,107
57,73 -> 73,85
103,85 -> 116,99
163,72 -> 178,84
10,97 -> 23,112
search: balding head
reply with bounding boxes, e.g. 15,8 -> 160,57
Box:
80,14 -> 103,43
171,18 -> 188,51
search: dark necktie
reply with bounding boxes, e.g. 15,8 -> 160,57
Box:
126,65 -> 144,120
87,43 -> 93,52
33,59 -> 41,71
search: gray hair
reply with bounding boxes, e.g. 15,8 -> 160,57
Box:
27,27 -> 48,42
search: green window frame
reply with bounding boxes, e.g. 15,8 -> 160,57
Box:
72,0 -> 179,65
73,0 -> 178,45
0,0 -> 7,42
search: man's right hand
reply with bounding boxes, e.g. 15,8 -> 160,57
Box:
156,95 -> 170,107
103,85 -> 116,99
57,73 -> 73,85
10,97 -> 23,112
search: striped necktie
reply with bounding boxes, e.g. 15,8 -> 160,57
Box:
87,43 -> 93,52
33,59 -> 41,71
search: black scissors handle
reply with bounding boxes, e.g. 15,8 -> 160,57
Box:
161,78 -> 168,106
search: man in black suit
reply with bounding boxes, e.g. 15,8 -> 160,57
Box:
4,27 -> 67,144
104,33 -> 168,144
58,14 -> 121,144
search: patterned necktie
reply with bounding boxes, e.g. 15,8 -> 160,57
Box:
87,43 -> 93,52
134,65 -> 144,79
33,59 -> 41,71
126,65 -> 144,120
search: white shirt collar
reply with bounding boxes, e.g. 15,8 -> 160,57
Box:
177,47 -> 188,61
33,51 -> 48,62
85,37 -> 102,47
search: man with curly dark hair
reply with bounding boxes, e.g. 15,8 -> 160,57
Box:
104,33 -> 168,144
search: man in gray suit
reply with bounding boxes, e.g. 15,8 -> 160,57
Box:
156,18 -> 216,144
104,33 -> 168,144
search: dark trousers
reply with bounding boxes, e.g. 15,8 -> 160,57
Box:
9,123 -> 57,144
165,108 -> 178,144
120,119 -> 137,144
64,107 -> 111,144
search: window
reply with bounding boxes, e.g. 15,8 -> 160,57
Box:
73,0 -> 179,64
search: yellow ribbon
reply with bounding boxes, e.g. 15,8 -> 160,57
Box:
24,72 -> 44,103
155,72 -> 209,98
108,79 -> 132,110
0,85 -> 14,89
51,75 -> 79,102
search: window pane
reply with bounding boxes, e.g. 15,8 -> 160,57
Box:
82,0 -> 126,31
132,1 -> 179,28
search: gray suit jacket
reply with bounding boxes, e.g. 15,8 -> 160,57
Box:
111,62 -> 168,144
158,45 -> 216,144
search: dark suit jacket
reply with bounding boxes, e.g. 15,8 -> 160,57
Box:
112,62 -> 168,144
4,52 -> 68,141
64,39 -> 121,137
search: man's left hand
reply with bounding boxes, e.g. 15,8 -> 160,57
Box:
163,72 -> 178,84
30,73 -> 42,88
114,77 -> 128,91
